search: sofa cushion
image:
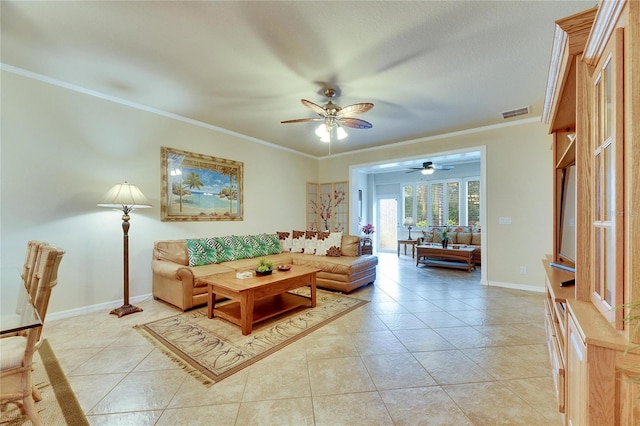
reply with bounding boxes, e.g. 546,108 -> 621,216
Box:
291,230 -> 306,253
277,231 -> 293,252
257,233 -> 282,255
186,238 -> 218,266
211,236 -> 241,262
155,240 -> 189,265
304,231 -> 318,254
471,229 -> 481,245
291,253 -> 377,275
340,235 -> 359,257
316,231 -> 342,257
456,232 -> 472,245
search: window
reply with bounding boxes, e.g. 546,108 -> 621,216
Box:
467,179 -> 480,226
403,177 -> 477,227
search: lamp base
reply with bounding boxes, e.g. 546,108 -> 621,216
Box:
110,304 -> 143,318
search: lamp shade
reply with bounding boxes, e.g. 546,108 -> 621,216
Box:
97,182 -> 151,209
403,217 -> 415,227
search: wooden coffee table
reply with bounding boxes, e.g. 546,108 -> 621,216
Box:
416,245 -> 476,272
196,265 -> 319,335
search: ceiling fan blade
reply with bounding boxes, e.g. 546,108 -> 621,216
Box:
301,99 -> 328,117
337,102 -> 374,117
433,165 -> 455,170
280,118 -> 323,124
339,117 -> 373,129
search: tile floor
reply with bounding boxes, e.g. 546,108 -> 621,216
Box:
43,252 -> 563,425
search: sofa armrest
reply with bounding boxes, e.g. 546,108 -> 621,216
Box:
151,259 -> 193,280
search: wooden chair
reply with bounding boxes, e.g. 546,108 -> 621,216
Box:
0,326 -> 42,425
1,245 -> 64,425
21,240 -> 48,292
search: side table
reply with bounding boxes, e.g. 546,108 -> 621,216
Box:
397,239 -> 417,258
360,236 -> 373,255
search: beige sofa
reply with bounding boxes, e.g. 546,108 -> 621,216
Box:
151,234 -> 378,311
418,225 -> 481,265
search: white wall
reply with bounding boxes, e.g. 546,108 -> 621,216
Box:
1,71 -> 318,316
320,121 -> 553,291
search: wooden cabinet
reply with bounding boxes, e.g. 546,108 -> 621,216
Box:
565,308 -> 587,426
543,1 -> 640,424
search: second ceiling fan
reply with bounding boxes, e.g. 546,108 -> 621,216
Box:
407,161 -> 454,175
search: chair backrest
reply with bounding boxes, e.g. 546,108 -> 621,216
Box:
21,240 -> 48,292
28,245 -> 65,329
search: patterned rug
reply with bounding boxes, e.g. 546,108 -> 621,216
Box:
135,288 -> 367,385
0,339 -> 88,425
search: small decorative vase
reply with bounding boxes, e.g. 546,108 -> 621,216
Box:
442,238 -> 449,249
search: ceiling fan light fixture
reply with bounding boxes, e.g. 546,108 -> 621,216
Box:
316,122 -> 347,142
421,168 -> 435,175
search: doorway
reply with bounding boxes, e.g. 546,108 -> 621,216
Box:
377,196 -> 398,252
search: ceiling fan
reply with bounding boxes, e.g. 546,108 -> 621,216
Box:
406,161 -> 454,175
281,88 -> 374,142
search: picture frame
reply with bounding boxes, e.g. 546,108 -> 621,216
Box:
161,147 -> 243,221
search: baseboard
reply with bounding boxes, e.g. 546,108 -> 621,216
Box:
484,280 -> 544,293
47,293 -> 153,321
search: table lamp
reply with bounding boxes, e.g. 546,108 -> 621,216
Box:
98,181 -> 151,317
403,217 -> 415,240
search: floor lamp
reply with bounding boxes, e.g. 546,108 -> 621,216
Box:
98,181 -> 151,318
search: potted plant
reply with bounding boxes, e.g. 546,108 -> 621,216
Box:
441,229 -> 449,249
361,223 -> 375,235
255,258 -> 274,276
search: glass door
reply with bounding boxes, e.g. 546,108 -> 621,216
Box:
377,196 -> 398,252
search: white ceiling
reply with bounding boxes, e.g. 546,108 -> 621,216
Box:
1,0 -> 593,161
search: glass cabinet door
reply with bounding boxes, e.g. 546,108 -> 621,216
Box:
591,29 -> 624,327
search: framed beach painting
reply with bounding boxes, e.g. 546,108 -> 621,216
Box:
161,147 -> 243,221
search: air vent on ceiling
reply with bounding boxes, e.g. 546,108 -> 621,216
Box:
501,106 -> 530,119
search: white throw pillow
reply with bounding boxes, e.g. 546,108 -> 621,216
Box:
315,231 -> 343,257
304,231 -> 319,255
290,230 -> 306,253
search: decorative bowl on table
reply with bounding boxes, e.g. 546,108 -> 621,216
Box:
255,269 -> 273,276
277,264 -> 292,272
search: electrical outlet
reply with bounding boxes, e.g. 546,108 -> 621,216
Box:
519,266 -> 527,275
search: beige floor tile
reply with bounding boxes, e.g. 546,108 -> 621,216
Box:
303,332 -> 359,359
89,370 -> 187,414
313,392 -> 394,426
393,328 -> 456,352
351,330 -> 408,355
235,398 -> 314,425
462,344 -> 551,380
413,349 -> 494,385
157,403 -> 240,426
377,312 -> 429,330
242,357 -> 311,401
133,347 -> 186,372
86,410 -> 163,426
502,377 -> 565,424
413,310 -> 468,328
380,386 -> 474,425
362,352 -> 437,389
443,382 -> 552,425
432,326 -> 494,349
168,368 -> 249,408
69,345 -> 154,375
308,356 -> 376,396
66,373 -> 127,413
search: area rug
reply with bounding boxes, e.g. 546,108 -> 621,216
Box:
135,288 -> 367,385
0,339 -> 89,426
